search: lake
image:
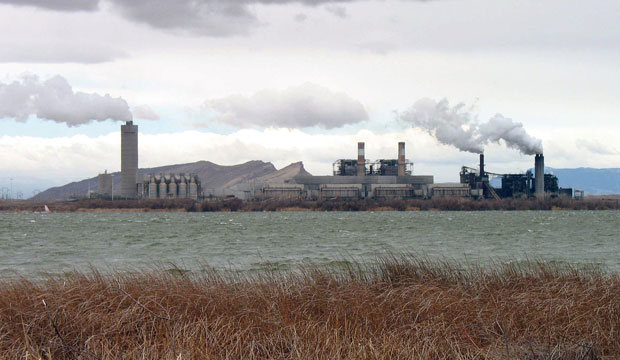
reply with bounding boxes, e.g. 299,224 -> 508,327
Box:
1,211 -> 619,277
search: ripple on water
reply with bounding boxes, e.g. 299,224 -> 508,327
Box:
0,211 -> 620,277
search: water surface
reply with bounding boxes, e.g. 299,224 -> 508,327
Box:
0,211 -> 618,277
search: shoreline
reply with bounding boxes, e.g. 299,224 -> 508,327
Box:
1,197 -> 619,213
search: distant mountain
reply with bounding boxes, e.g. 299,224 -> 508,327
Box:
547,167 -> 620,195
32,160 -> 277,201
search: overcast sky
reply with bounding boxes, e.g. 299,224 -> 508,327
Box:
1,0 -> 619,197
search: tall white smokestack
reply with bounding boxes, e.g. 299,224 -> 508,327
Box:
121,121 -> 138,199
535,153 -> 544,199
357,142 -> 366,176
398,142 -> 406,176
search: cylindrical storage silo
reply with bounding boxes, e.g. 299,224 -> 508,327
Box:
178,177 -> 187,198
169,176 -> 178,198
148,175 -> 157,199
189,178 -> 198,201
159,176 -> 167,199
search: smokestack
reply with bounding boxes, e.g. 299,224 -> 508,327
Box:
479,154 -> 485,177
357,142 -> 366,176
398,142 -> 406,176
121,121 -> 138,199
535,153 -> 544,199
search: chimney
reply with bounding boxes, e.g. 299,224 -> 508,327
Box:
535,153 -> 545,199
357,142 -> 366,176
120,120 -> 138,199
398,142 -> 406,176
479,153 -> 485,178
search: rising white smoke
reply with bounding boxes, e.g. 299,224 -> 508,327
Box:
0,74 -> 132,126
399,98 -> 543,155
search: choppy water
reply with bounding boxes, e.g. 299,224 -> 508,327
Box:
0,211 -> 619,277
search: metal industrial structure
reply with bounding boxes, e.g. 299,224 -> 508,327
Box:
291,142 -> 433,200
458,153 -> 572,199
142,174 -> 202,200
120,121 -> 138,199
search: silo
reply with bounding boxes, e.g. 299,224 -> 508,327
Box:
189,177 -> 198,201
169,175 -> 178,198
120,121 -> 138,199
148,175 -> 158,199
535,154 -> 545,199
178,176 -> 188,198
159,175 -> 167,199
98,171 -> 113,197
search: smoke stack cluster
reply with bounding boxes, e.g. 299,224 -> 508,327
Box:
535,153 -> 545,199
357,142 -> 366,176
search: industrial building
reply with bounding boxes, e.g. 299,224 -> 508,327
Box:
142,174 -> 202,200
120,121 -> 139,199
97,171 -> 112,198
289,142 -> 434,200
459,153 -> 573,199
100,120 -> 577,202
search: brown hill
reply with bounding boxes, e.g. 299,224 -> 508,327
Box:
254,162 -> 312,184
32,160 -> 277,201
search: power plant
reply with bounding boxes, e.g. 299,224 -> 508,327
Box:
459,153 -> 573,199
98,121 -> 576,201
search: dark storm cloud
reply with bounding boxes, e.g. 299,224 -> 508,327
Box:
0,0 -> 98,11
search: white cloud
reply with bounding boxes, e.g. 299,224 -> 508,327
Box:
202,83 -> 369,129
0,74 -> 132,126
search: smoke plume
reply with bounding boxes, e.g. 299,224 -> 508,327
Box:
399,98 -> 543,155
0,74 -> 132,126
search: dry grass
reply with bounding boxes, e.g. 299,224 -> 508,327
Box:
0,257 -> 618,359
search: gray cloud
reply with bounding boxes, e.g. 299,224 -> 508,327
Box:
399,98 -> 542,155
294,13 -> 308,22
203,83 -> 368,129
0,74 -> 132,126
0,0 -> 434,37
0,0 -> 98,11
325,5 -> 347,18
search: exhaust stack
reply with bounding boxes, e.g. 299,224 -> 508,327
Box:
120,120 -> 138,199
535,153 -> 545,199
357,142 -> 366,176
398,142 -> 406,176
479,154 -> 485,178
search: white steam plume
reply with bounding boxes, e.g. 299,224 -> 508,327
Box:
399,98 -> 543,155
0,74 -> 132,126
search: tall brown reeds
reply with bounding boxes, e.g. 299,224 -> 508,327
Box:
0,257 -> 616,359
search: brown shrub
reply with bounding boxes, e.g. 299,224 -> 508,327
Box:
0,257 -> 616,359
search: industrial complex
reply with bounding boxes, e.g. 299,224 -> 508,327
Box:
99,121 -> 576,201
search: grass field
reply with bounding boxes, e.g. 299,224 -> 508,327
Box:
0,256 -> 616,359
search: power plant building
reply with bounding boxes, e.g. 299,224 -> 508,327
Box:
120,121 -> 138,199
97,170 -> 113,197
291,142 -> 434,200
